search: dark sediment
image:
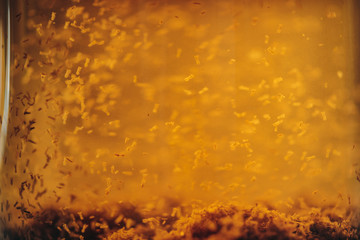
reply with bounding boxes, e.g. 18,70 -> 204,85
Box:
2,203 -> 359,240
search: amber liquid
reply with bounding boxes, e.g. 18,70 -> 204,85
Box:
1,0 -> 359,239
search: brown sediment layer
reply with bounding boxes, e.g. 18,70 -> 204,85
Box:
3,203 -> 359,240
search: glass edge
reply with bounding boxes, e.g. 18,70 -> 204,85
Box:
0,0 -> 11,168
